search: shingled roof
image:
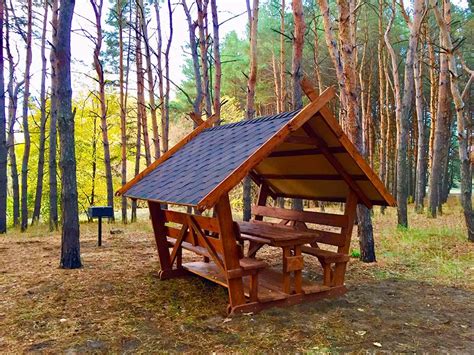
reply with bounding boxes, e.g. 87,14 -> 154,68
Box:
117,87 -> 396,210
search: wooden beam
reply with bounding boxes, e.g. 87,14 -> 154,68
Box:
251,205 -> 348,228
302,123 -> 373,208
260,174 -> 367,181
148,201 -> 173,274
215,194 -> 246,307
116,113 -> 220,196
284,135 -> 319,145
269,147 -> 346,157
197,86 -> 336,211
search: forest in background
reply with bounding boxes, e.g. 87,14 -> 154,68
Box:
0,0 -> 472,268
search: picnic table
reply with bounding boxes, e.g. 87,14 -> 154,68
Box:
239,221 -> 319,294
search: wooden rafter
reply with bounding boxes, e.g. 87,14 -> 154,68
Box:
269,147 -> 346,157
302,123 -> 373,208
260,174 -> 367,181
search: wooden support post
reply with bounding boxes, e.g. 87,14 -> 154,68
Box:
148,201 -> 173,278
332,190 -> 358,286
98,216 -> 102,247
282,246 -> 292,294
293,245 -> 303,294
215,194 -> 246,308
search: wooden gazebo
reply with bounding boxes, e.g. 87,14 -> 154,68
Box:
116,80 -> 396,314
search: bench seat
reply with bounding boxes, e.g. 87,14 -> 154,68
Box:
166,237 -> 266,269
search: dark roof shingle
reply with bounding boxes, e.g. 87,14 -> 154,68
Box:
124,110 -> 299,205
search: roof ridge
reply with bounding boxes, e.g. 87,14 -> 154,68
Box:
204,109 -> 300,132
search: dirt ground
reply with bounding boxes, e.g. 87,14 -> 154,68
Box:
0,203 -> 473,353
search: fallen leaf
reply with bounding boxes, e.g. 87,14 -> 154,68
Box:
355,330 -> 366,336
223,318 -> 232,323
373,342 -> 382,348
357,308 -> 365,312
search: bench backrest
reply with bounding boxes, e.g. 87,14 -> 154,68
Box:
251,205 -> 348,247
163,209 -> 224,254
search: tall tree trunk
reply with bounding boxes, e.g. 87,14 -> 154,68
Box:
182,0 -> 203,121
432,0 -> 474,241
395,0 -> 425,228
163,0 -> 173,151
135,14 -> 151,166
138,0 -> 160,159
291,0 -> 305,211
57,0 -> 81,269
0,0 -> 6,233
5,3 -> 20,227
428,4 -> 450,218
197,0 -> 212,117
20,0 -> 33,231
243,0 -> 259,222
337,0 -> 376,262
210,0 -> 221,123
312,6 -> 323,94
91,0 -> 114,217
118,0 -> 127,223
32,0 -> 49,225
279,0 -> 286,112
90,110 -> 97,207
414,45 -> 427,212
384,1 -> 403,221
318,0 -> 347,121
131,99 -> 142,223
427,33 -> 437,173
154,1 -> 165,152
377,0 -> 387,213
49,0 -> 59,231
272,52 -> 281,112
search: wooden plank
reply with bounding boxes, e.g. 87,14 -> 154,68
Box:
183,261 -> 289,303
301,77 -> 396,207
251,205 -> 348,228
215,194 -> 246,307
116,113 -> 219,197
166,226 -> 224,254
169,224 -> 188,266
163,209 -> 220,233
269,147 -> 346,157
189,216 -> 225,273
197,87 -> 336,211
284,135 -> 319,145
260,174 -> 367,181
311,230 -> 346,247
302,123 -> 373,208
238,221 -> 317,245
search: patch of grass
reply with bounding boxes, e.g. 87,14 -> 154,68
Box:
350,249 -> 361,258
372,202 -> 473,287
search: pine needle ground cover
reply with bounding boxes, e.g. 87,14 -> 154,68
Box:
0,198 -> 472,352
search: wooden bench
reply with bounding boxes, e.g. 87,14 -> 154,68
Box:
250,205 -> 352,287
166,235 -> 267,302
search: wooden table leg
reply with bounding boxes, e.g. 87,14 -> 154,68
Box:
282,246 -> 291,294
293,245 -> 303,294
